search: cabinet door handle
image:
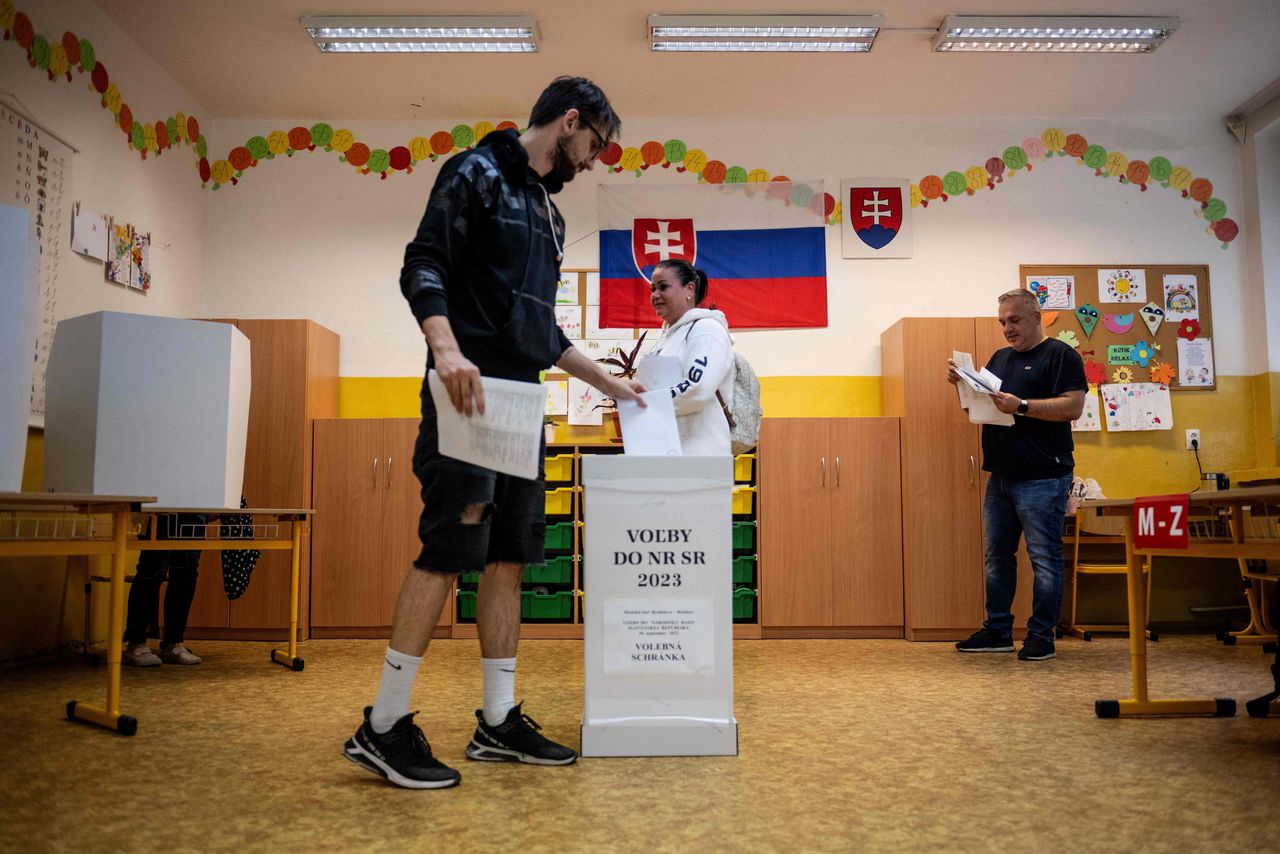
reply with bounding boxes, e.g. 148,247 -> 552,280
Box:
386,456 -> 392,489
968,455 -> 976,487
373,457 -> 378,489
835,456 -> 841,487
820,456 -> 826,487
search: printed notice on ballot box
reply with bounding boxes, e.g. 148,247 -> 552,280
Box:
603,598 -> 714,676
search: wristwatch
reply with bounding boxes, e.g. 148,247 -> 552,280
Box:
1016,398 -> 1030,415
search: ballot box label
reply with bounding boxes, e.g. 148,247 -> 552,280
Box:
603,597 -> 714,676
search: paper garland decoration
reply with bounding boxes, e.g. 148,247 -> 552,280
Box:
1075,304 -> 1100,338
0,5 -> 1242,244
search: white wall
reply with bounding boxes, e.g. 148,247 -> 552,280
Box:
1,0 -> 210,326
205,113 -> 1252,378
1254,122 -> 1280,373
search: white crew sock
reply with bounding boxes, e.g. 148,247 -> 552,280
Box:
369,647 -> 422,734
482,657 -> 517,726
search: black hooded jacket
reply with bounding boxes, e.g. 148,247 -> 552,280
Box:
399,129 -> 571,381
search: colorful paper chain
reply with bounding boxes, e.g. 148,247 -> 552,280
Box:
5,4 -> 1236,247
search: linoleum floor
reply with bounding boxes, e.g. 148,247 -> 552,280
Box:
1,636 -> 1278,852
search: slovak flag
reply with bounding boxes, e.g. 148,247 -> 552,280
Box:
598,181 -> 828,328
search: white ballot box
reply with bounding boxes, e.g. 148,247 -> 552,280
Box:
44,312 -> 250,507
0,205 -> 39,491
581,455 -> 737,757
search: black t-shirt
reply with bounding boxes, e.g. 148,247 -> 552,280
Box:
981,337 -> 1088,479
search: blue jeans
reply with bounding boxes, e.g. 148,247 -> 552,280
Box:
982,473 -> 1073,643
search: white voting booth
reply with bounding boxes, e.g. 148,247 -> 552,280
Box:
581,455 -> 737,756
0,205 -> 39,491
44,312 -> 250,507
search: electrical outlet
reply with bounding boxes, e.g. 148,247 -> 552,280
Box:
1186,429 -> 1201,450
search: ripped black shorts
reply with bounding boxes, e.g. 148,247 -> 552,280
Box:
411,384 -> 547,574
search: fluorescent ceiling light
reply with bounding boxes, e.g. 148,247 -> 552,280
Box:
302,15 -> 539,53
933,15 -> 1178,53
649,14 -> 883,52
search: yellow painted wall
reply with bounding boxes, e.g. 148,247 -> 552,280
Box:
340,372 -> 1263,499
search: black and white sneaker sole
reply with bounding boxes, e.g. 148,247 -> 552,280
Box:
464,740 -> 577,765
342,738 -> 460,789
1020,652 -> 1057,661
958,646 -> 1015,653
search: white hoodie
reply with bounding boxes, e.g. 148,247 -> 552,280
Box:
644,308 -> 735,456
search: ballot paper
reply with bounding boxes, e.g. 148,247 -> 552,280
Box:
952,351 -> 1015,427
616,390 -> 681,456
428,371 -> 545,480
635,354 -> 682,391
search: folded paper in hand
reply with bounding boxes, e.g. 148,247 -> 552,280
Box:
952,352 -> 1014,426
428,370 -> 545,479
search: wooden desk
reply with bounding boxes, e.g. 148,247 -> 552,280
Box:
137,507 -> 313,672
0,493 -> 154,735
0,496 -> 312,737
1084,487 -> 1280,718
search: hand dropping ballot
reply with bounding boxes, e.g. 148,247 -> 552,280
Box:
428,370 -> 545,479
952,352 -> 1014,426
614,355 -> 683,456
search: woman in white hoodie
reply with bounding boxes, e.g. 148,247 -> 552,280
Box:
644,259 -> 735,456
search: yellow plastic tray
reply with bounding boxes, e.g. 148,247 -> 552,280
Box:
732,486 -> 756,515
544,453 -> 574,482
734,454 -> 755,483
545,487 -> 574,516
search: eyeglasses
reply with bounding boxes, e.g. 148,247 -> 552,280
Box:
581,118 -> 608,158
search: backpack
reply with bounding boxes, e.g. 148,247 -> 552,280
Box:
684,318 -> 763,454
719,353 -> 762,455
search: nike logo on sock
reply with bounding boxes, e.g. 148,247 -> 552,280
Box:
386,659 -> 402,670
501,668 -> 515,673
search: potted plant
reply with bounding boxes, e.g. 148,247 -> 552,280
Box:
594,331 -> 648,436
543,416 -> 557,443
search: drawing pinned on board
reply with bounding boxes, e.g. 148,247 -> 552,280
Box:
544,380 -> 568,417
555,305 -> 583,339
1103,312 -> 1134,335
130,230 -> 150,291
1098,268 -> 1146,304
71,204 -> 108,261
1025,275 -> 1074,310
105,217 -> 132,286
1177,337 -> 1214,387
1162,275 -> 1199,322
1071,387 -> 1101,432
1101,382 -> 1172,431
1139,301 -> 1165,336
1075,304 -> 1100,338
555,274 -> 579,305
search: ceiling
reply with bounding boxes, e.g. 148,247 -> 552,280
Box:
93,0 -> 1280,121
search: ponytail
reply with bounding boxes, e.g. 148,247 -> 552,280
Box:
656,259 -> 711,306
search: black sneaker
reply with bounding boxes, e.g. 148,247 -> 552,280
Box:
343,706 -> 460,789
465,703 -> 577,765
955,628 -> 1015,653
1018,636 -> 1057,661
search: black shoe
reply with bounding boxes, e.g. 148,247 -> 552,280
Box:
343,706 -> 460,789
465,703 -> 577,765
1018,636 -> 1057,661
955,628 -> 1015,653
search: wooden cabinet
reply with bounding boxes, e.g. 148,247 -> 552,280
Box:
310,418 -> 451,636
881,318 -> 1033,641
186,319 -> 338,639
759,417 -> 903,636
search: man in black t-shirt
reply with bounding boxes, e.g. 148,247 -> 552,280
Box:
947,289 -> 1087,661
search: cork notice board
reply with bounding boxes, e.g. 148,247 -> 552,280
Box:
1020,264 -> 1215,392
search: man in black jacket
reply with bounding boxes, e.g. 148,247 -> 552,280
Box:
344,78 -> 644,789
